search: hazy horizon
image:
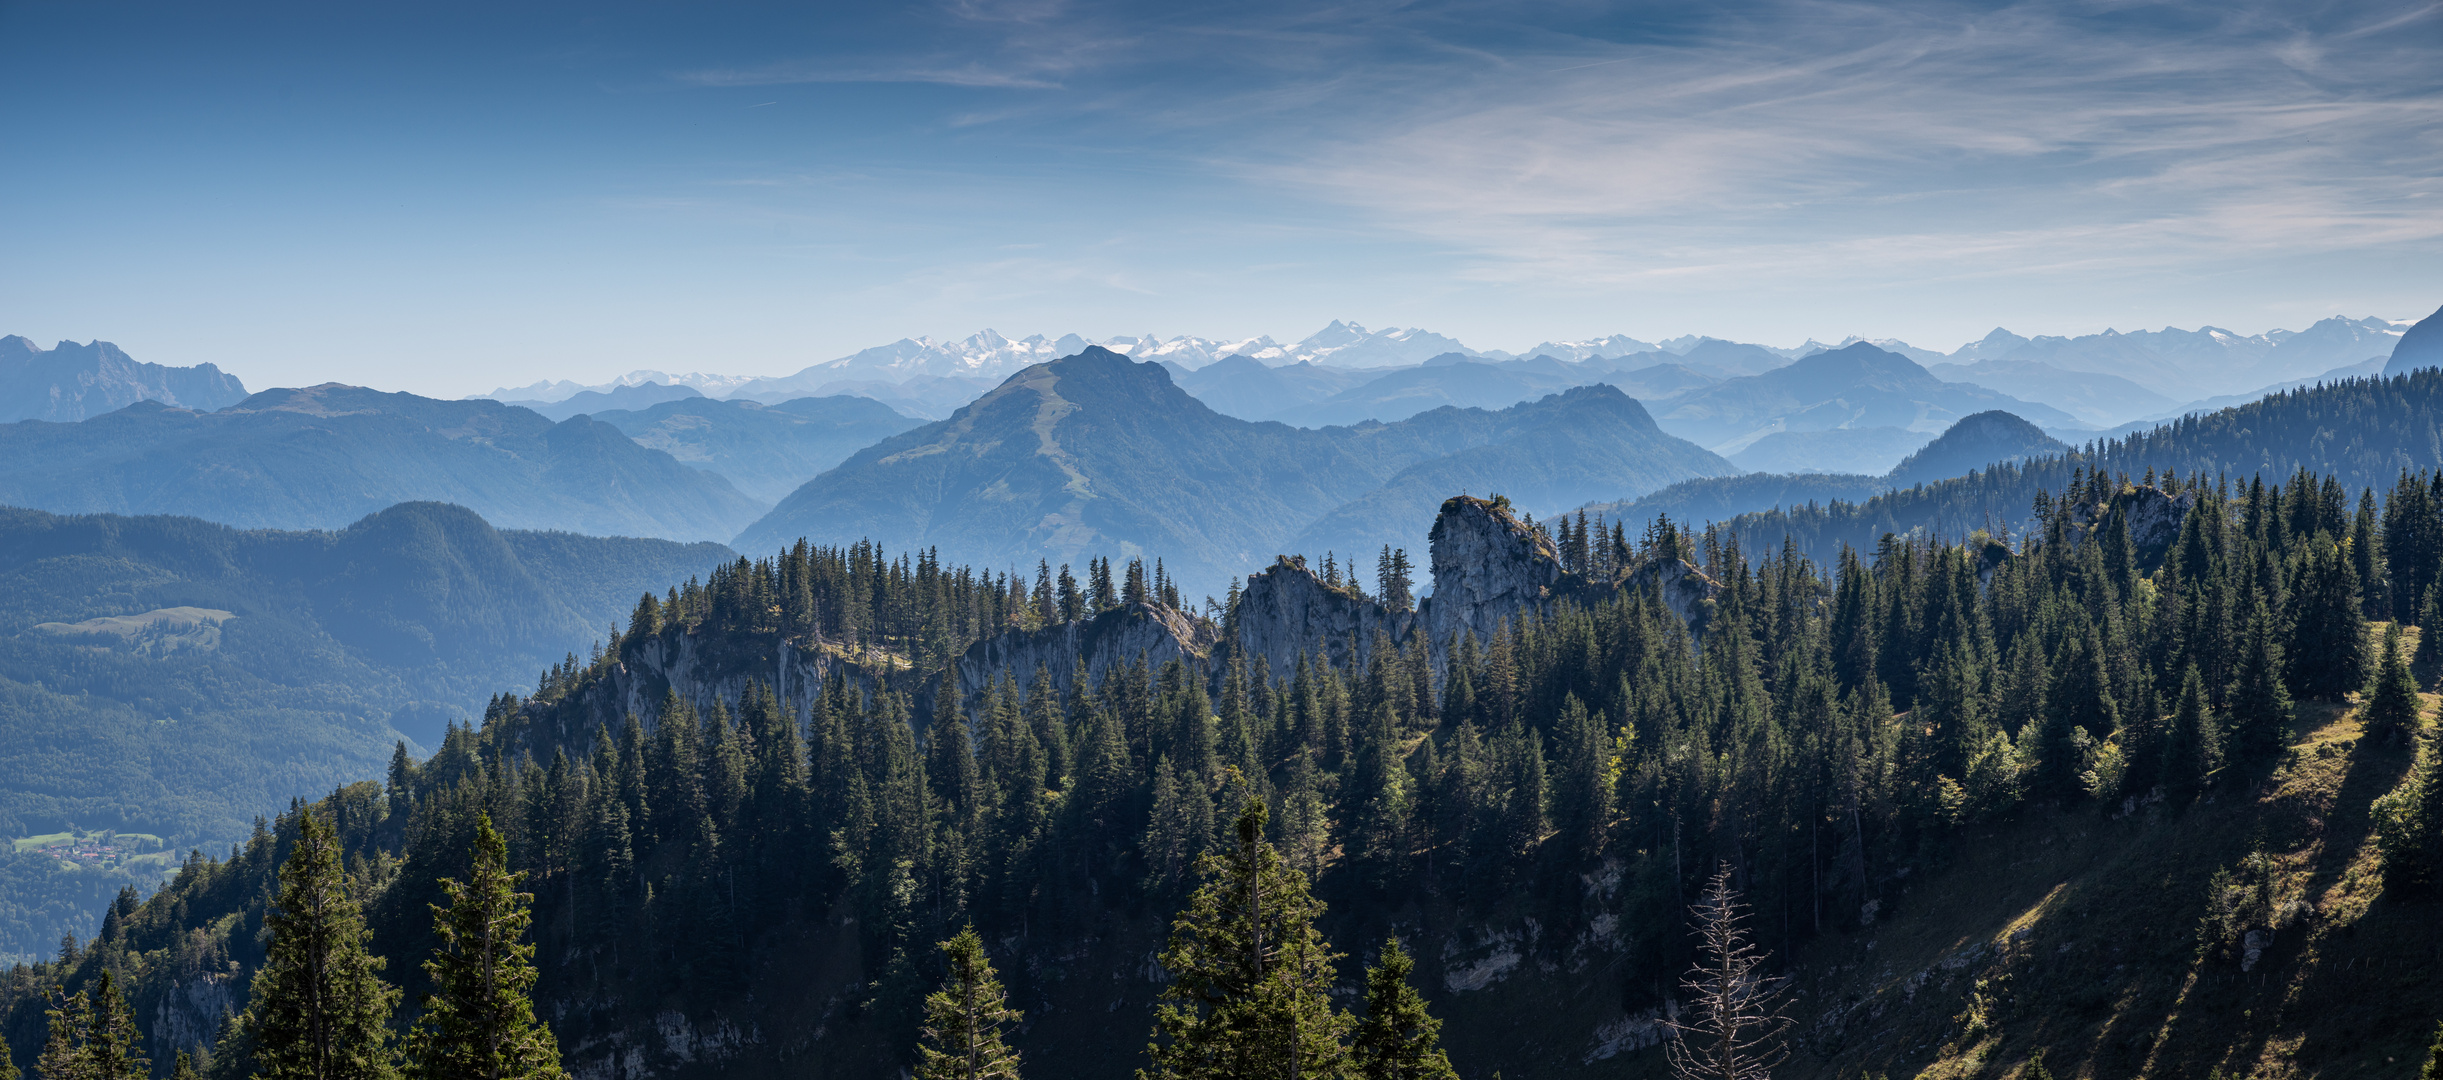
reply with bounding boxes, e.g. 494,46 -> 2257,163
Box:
4,0 -> 2439,398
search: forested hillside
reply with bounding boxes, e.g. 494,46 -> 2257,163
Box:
13,470 -> 2443,1079
0,385 -> 765,543
1715,371 -> 2443,563
0,504 -> 731,961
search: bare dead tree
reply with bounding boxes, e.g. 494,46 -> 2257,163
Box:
1665,864 -> 1793,1080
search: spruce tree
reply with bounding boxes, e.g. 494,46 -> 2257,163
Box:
914,928 -> 1023,1080
45,972 -> 147,1080
406,816 -> 564,1080
37,982 -> 90,1080
1350,938 -> 1459,1080
2363,623 -> 2423,747
2225,602 -> 2295,773
2160,665 -> 2219,801
1143,799 -> 1350,1080
246,809 -> 400,1080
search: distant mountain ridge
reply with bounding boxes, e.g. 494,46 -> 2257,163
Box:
588,394 -> 922,503
0,336 -> 249,422
734,347 -> 1732,594
0,500 -> 732,956
1651,342 -> 2074,452
0,384 -> 766,542
1582,408 -> 2070,528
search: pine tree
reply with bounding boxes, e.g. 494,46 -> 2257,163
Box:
2363,623 -> 2423,748
406,815 -> 564,1080
1350,938 -> 1459,1080
914,928 -> 1023,1080
246,808 -> 400,1080
2419,1020 -> 2443,1080
1143,799 -> 1351,1080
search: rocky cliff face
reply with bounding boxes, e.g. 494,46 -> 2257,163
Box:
954,601 -> 1218,704
1419,496 -> 1569,655
1230,556 -> 1416,682
2065,483 -> 2195,567
0,336 -> 250,422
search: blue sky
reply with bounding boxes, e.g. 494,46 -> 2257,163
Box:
3,0 -> 2439,397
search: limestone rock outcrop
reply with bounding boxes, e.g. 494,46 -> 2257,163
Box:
954,600 -> 1218,704
1420,496 -> 1570,655
1229,556 -> 1415,683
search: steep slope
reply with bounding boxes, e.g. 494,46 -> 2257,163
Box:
1654,343 -> 2073,452
589,395 -> 922,503
2382,303 -> 2443,375
0,337 -> 248,422
1288,386 -> 1735,560
0,502 -> 730,959
1885,409 -> 2069,486
0,385 -> 766,542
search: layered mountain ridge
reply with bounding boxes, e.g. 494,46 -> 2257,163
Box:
733,347 -> 1734,594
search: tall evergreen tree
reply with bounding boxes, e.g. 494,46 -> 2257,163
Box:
41,972 -> 147,1080
2364,623 -> 2423,748
406,816 -> 565,1080
1350,938 -> 1459,1080
245,809 -> 401,1080
2225,600 -> 2295,773
36,981 -> 92,1080
2160,665 -> 2219,801
914,928 -> 1023,1080
1143,800 -> 1350,1080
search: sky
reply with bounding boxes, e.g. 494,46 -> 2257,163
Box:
2,0 -> 2440,398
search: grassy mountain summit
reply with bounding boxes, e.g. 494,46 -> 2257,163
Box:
734,347 -> 1732,594
0,384 -> 766,543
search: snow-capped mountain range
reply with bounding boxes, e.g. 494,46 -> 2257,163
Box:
480,316 -> 2413,425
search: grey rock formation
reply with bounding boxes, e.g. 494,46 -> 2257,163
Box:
954,600 -> 1219,705
0,336 -> 249,422
1621,556 -> 1718,631
1230,555 -> 1415,683
1420,496 -> 1570,654
2065,483 -> 2195,565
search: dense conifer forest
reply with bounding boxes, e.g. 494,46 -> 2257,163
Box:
1717,370 -> 2443,562
9,457 -> 2443,1078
